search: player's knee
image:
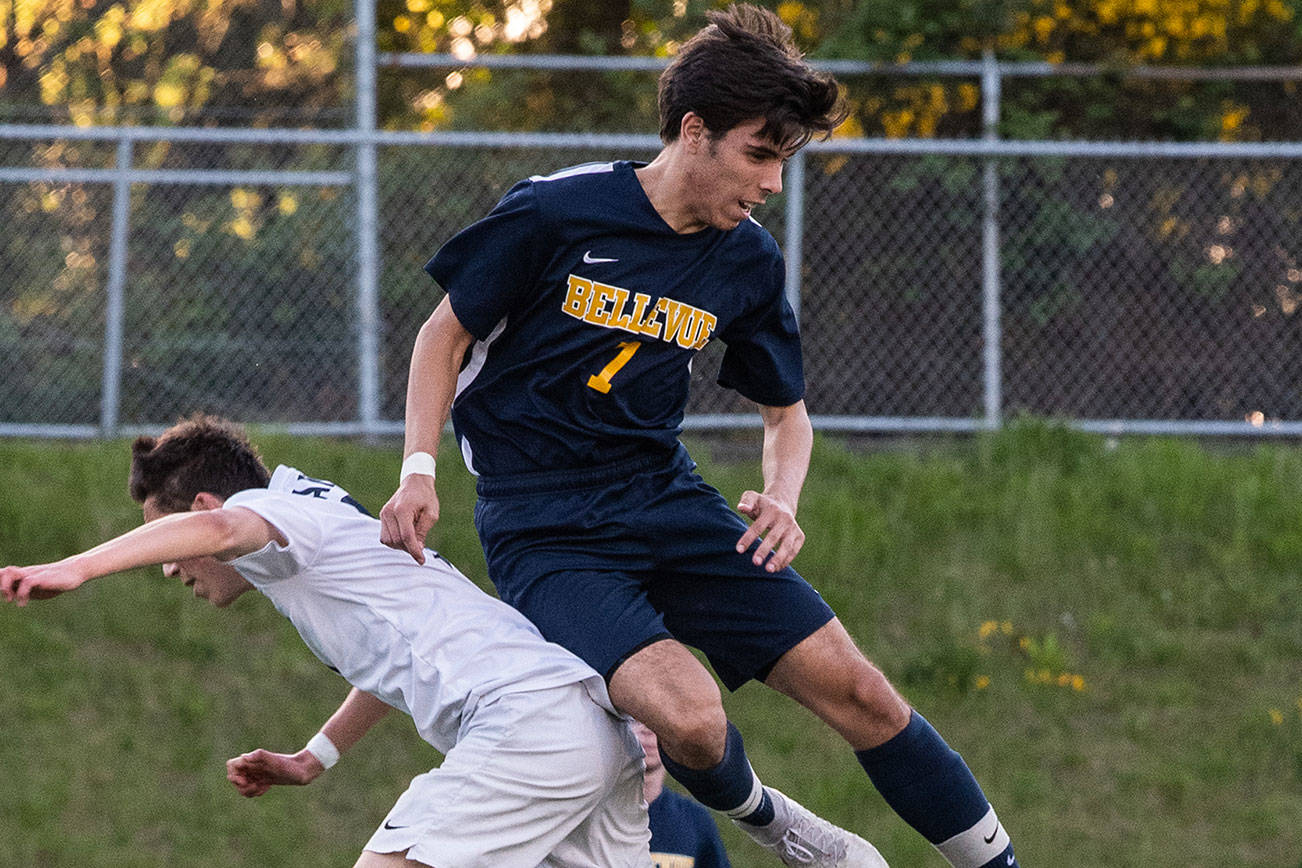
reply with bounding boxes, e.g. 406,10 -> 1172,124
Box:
655,700 -> 728,767
840,665 -> 911,737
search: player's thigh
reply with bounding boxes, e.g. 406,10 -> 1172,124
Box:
607,638 -> 725,751
764,617 -> 911,749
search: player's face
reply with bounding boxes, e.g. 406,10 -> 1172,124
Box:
142,497 -> 253,608
630,720 -> 662,774
686,117 -> 792,231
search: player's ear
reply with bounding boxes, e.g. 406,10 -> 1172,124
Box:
190,491 -> 226,512
681,112 -> 707,151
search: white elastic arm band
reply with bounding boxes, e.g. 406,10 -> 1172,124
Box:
304,731 -> 340,770
400,451 -> 437,482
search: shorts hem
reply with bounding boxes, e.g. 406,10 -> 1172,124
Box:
603,631 -> 675,684
724,606 -> 837,691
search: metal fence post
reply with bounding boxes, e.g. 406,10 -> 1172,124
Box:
355,0 -> 381,440
981,49 -> 1004,430
784,149 -> 806,323
101,135 -> 133,436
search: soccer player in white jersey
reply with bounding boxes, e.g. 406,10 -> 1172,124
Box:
1,414 -> 650,868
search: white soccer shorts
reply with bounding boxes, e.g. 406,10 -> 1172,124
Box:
363,680 -> 650,867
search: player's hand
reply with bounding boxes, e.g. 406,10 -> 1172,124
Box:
379,475 -> 439,565
0,562 -> 87,606
225,748 -> 324,798
735,491 -> 806,573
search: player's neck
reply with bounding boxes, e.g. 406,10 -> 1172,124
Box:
635,153 -> 708,235
643,768 -> 666,804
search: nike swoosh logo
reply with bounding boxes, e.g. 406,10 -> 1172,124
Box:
984,824 -> 999,844
383,820 -> 407,830
583,250 -> 618,264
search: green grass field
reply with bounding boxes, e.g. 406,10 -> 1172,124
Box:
1,420 -> 1299,866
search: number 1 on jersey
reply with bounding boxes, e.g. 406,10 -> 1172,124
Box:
587,341 -> 640,394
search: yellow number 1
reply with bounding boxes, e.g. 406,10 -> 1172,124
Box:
587,341 -> 640,394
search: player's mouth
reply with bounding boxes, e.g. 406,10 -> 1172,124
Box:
739,199 -> 762,216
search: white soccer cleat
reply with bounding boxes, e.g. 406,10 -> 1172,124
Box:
733,787 -> 889,867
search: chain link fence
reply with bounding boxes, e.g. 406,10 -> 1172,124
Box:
3,72 -> 1302,438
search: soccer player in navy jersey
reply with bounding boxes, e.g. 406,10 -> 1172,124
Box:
381,5 -> 1020,868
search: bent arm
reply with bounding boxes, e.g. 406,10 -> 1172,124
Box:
757,399 -> 813,511
1,508 -> 280,606
225,688 -> 392,798
318,686 -> 393,754
734,400 -> 813,572
379,295 -> 476,563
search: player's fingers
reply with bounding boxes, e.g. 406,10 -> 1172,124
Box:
736,491 -> 760,518
766,524 -> 805,571
735,524 -> 761,554
235,750 -> 271,772
750,515 -> 786,567
13,576 -> 31,607
399,513 -> 426,565
378,502 -> 403,549
747,507 -> 780,560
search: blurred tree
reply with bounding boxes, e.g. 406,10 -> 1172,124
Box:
0,0 -> 350,126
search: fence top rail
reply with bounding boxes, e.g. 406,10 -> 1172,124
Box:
3,123 -> 1302,158
379,52 -> 1302,81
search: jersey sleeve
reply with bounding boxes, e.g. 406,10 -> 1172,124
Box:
424,180 -> 549,341
223,491 -> 326,580
715,253 -> 805,407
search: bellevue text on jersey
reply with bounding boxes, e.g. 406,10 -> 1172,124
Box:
563,274 -> 718,350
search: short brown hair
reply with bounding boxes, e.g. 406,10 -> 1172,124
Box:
657,4 -> 847,149
128,413 -> 270,513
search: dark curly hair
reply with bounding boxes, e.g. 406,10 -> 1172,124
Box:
657,4 -> 847,150
128,413 -> 270,513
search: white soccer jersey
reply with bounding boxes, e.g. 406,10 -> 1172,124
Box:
224,465 -> 608,754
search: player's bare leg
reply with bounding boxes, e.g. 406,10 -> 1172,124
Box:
354,849 -> 430,867
763,618 -> 911,749
610,637 -> 886,867
766,619 -> 1019,868
608,636 -> 727,767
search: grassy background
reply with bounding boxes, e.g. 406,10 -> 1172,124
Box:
1,420 -> 1299,866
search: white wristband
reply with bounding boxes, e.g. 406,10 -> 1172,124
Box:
400,451 -> 436,482
304,731 -> 340,769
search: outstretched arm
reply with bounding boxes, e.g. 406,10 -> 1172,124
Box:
379,295 -> 475,564
0,507 -> 281,606
735,399 -> 813,573
225,688 -> 392,798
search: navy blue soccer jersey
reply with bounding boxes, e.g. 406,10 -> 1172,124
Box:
425,160 -> 805,477
649,788 -> 731,868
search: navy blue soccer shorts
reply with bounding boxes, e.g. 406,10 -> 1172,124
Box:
473,444 -> 836,690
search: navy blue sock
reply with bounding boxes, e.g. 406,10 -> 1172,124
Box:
658,721 -> 776,826
856,711 -> 1018,868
